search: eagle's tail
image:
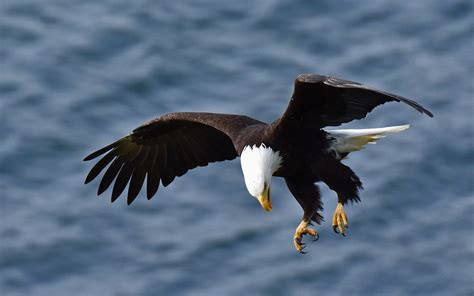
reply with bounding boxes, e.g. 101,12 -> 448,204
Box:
327,125 -> 410,156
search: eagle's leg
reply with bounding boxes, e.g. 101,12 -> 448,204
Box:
285,178 -> 323,253
293,218 -> 319,253
315,160 -> 362,237
332,196 -> 348,236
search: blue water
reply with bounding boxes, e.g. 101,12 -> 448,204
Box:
1,1 -> 473,295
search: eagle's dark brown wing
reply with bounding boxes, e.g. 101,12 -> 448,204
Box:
84,112 -> 263,204
280,74 -> 433,128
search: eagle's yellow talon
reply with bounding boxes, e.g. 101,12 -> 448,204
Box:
293,220 -> 319,253
332,202 -> 348,236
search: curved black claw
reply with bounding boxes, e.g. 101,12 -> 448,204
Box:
312,233 -> 320,241
333,225 -> 347,236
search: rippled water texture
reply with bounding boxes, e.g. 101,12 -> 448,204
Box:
1,1 -> 473,295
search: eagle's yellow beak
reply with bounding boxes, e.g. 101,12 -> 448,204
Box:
257,187 -> 272,211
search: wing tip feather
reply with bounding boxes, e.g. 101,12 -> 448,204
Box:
84,145 -> 113,161
423,109 -> 434,118
83,138 -> 124,161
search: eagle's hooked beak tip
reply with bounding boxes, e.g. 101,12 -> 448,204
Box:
257,187 -> 272,212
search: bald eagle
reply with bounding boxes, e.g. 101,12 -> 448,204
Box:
84,74 -> 433,253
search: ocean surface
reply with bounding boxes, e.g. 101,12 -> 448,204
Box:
1,1 -> 473,295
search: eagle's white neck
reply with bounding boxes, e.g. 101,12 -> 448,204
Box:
240,145 -> 282,198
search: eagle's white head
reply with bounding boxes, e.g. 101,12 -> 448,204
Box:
240,144 -> 282,211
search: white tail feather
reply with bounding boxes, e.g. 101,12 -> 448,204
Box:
327,124 -> 410,154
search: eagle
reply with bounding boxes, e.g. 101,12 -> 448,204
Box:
84,74 -> 433,253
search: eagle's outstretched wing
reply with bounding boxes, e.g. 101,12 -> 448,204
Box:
280,74 -> 433,128
84,112 -> 263,204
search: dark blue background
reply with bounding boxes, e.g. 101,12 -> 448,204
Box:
1,1 -> 473,295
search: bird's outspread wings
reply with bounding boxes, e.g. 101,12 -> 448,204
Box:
84,112 -> 263,204
280,74 -> 433,128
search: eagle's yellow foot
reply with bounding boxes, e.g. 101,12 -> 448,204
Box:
332,202 -> 348,236
293,220 -> 319,253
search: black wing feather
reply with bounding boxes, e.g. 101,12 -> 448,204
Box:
160,137 -> 177,187
146,145 -> 161,199
127,146 -> 150,204
85,149 -> 117,184
98,156 -> 124,195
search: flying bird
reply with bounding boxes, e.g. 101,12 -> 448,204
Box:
84,74 -> 433,253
